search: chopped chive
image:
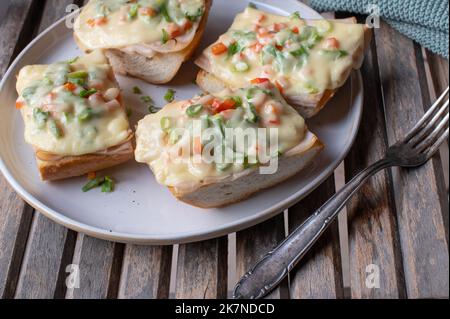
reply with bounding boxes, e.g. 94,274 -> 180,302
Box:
101,176 -> 115,193
245,102 -> 258,123
67,71 -> 88,79
48,119 -> 63,138
290,11 -> 301,19
186,104 -> 203,117
128,3 -> 139,20
148,105 -> 157,113
82,177 -> 104,192
79,88 -> 97,98
227,42 -> 241,56
132,86 -> 142,94
160,116 -> 171,132
248,2 -> 257,9
33,108 -> 50,129
77,107 -> 94,122
164,89 -> 175,102
162,28 -> 170,44
229,96 -> 242,107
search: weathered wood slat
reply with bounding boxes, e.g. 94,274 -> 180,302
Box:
0,0 -> 43,299
65,234 -> 124,299
118,245 -> 172,299
345,29 -> 406,298
175,237 -> 227,299
288,176 -> 344,299
236,216 -> 289,299
12,0 -> 79,300
375,21 -> 449,298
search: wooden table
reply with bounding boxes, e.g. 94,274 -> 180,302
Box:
0,1 -> 448,299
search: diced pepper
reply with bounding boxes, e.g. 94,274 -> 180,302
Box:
15,101 -> 24,109
292,26 -> 299,34
64,82 -> 77,91
211,42 -> 228,55
251,78 -> 270,84
87,172 -> 97,180
183,20 -> 193,31
212,99 -> 236,114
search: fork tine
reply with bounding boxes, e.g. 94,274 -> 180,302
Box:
405,87 -> 449,141
424,128 -> 449,160
416,112 -> 449,152
410,99 -> 449,146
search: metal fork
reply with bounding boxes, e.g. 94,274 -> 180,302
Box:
233,87 -> 449,299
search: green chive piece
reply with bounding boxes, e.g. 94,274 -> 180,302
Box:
77,108 -> 94,122
48,119 -> 63,138
186,104 -> 203,117
67,56 -> 79,64
319,49 -> 348,59
290,11 -> 301,19
140,95 -> 153,104
82,177 -> 104,192
128,3 -> 139,20
227,42 -> 241,56
245,103 -> 258,123
248,2 -> 257,9
185,7 -> 204,22
132,86 -> 142,94
160,2 -> 172,22
148,105 -> 157,113
79,88 -> 97,98
164,89 -> 175,102
160,116 -> 171,132
67,71 -> 88,79
126,107 -> 133,117
33,108 -> 50,129
212,115 -> 224,136
101,176 -> 115,193
230,96 -> 242,106
162,28 -> 170,44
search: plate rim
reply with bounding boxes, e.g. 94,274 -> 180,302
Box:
0,0 -> 363,244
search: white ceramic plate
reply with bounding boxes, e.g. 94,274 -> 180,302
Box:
0,0 -> 363,244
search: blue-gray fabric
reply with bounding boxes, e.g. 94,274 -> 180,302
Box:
307,0 -> 449,58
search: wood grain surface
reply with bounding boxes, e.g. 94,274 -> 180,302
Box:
375,21 -> 449,298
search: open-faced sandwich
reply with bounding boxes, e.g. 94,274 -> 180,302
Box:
195,7 -> 371,118
135,79 -> 323,208
15,50 -> 134,181
74,0 -> 212,84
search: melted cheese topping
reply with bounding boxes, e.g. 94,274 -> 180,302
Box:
16,50 -> 130,156
202,7 -> 365,96
135,82 -> 308,191
74,0 -> 205,51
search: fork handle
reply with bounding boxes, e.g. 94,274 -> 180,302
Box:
233,158 -> 392,299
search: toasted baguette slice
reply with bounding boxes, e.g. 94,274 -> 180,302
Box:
195,9 -> 371,118
135,83 -> 324,208
35,139 -> 134,181
170,132 -> 323,208
75,0 -> 212,84
16,50 -> 134,181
